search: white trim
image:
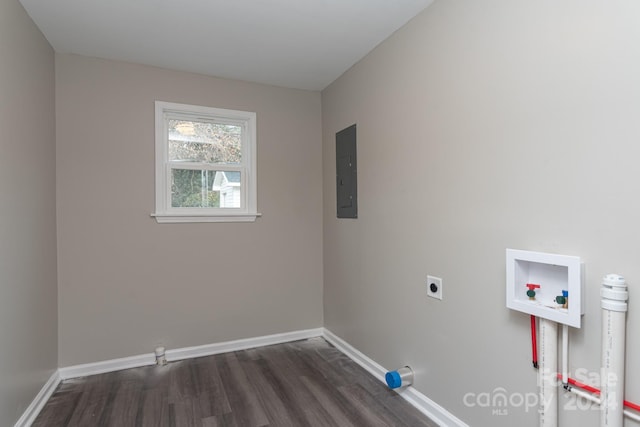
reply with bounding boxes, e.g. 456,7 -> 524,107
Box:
151,212 -> 261,223
322,329 -> 388,380
322,328 -> 469,427
18,328 -> 324,425
13,370 -> 60,427
20,327 -> 466,426
59,353 -> 157,380
58,328 -> 323,380
166,328 -> 324,361
153,101 -> 258,223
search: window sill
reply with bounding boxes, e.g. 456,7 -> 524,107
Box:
151,212 -> 262,223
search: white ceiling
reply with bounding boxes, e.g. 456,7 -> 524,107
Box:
20,0 -> 433,91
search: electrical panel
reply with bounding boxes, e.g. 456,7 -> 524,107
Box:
336,124 -> 357,219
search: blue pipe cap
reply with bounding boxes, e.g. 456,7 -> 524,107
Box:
385,371 -> 402,389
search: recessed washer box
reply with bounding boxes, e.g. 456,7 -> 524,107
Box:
506,249 -> 584,328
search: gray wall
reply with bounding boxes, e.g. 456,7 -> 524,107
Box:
322,1 -> 640,426
56,54 -> 324,366
0,0 -> 57,425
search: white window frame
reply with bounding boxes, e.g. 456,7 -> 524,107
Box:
152,101 -> 259,223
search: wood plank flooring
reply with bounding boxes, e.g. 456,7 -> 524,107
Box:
33,337 -> 438,426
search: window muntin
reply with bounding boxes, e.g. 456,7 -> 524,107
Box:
154,102 -> 257,223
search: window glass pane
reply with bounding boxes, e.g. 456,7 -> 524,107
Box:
168,119 -> 242,164
171,169 -> 242,208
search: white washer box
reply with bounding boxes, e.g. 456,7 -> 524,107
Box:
506,249 -> 584,328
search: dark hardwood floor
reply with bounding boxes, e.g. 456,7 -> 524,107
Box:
33,337 -> 438,426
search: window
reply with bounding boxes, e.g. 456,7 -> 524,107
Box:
153,101 -> 259,223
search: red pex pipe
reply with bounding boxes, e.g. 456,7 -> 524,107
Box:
558,374 -> 640,412
530,315 -> 538,369
624,399 -> 640,413
565,376 -> 600,395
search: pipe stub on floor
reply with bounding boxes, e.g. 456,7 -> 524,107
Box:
385,366 -> 413,389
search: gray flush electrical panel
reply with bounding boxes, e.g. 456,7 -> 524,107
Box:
336,124 -> 357,218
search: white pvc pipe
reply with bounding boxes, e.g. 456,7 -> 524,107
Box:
600,274 -> 628,427
539,318 -> 558,427
624,409 -> 640,423
569,387 -> 600,405
562,324 -> 569,385
566,387 -> 640,423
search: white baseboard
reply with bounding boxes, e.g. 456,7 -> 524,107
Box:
13,370 -> 60,427
166,327 -> 324,361
21,327 -> 466,427
59,327 -> 324,380
59,352 -> 156,380
322,328 -> 469,427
